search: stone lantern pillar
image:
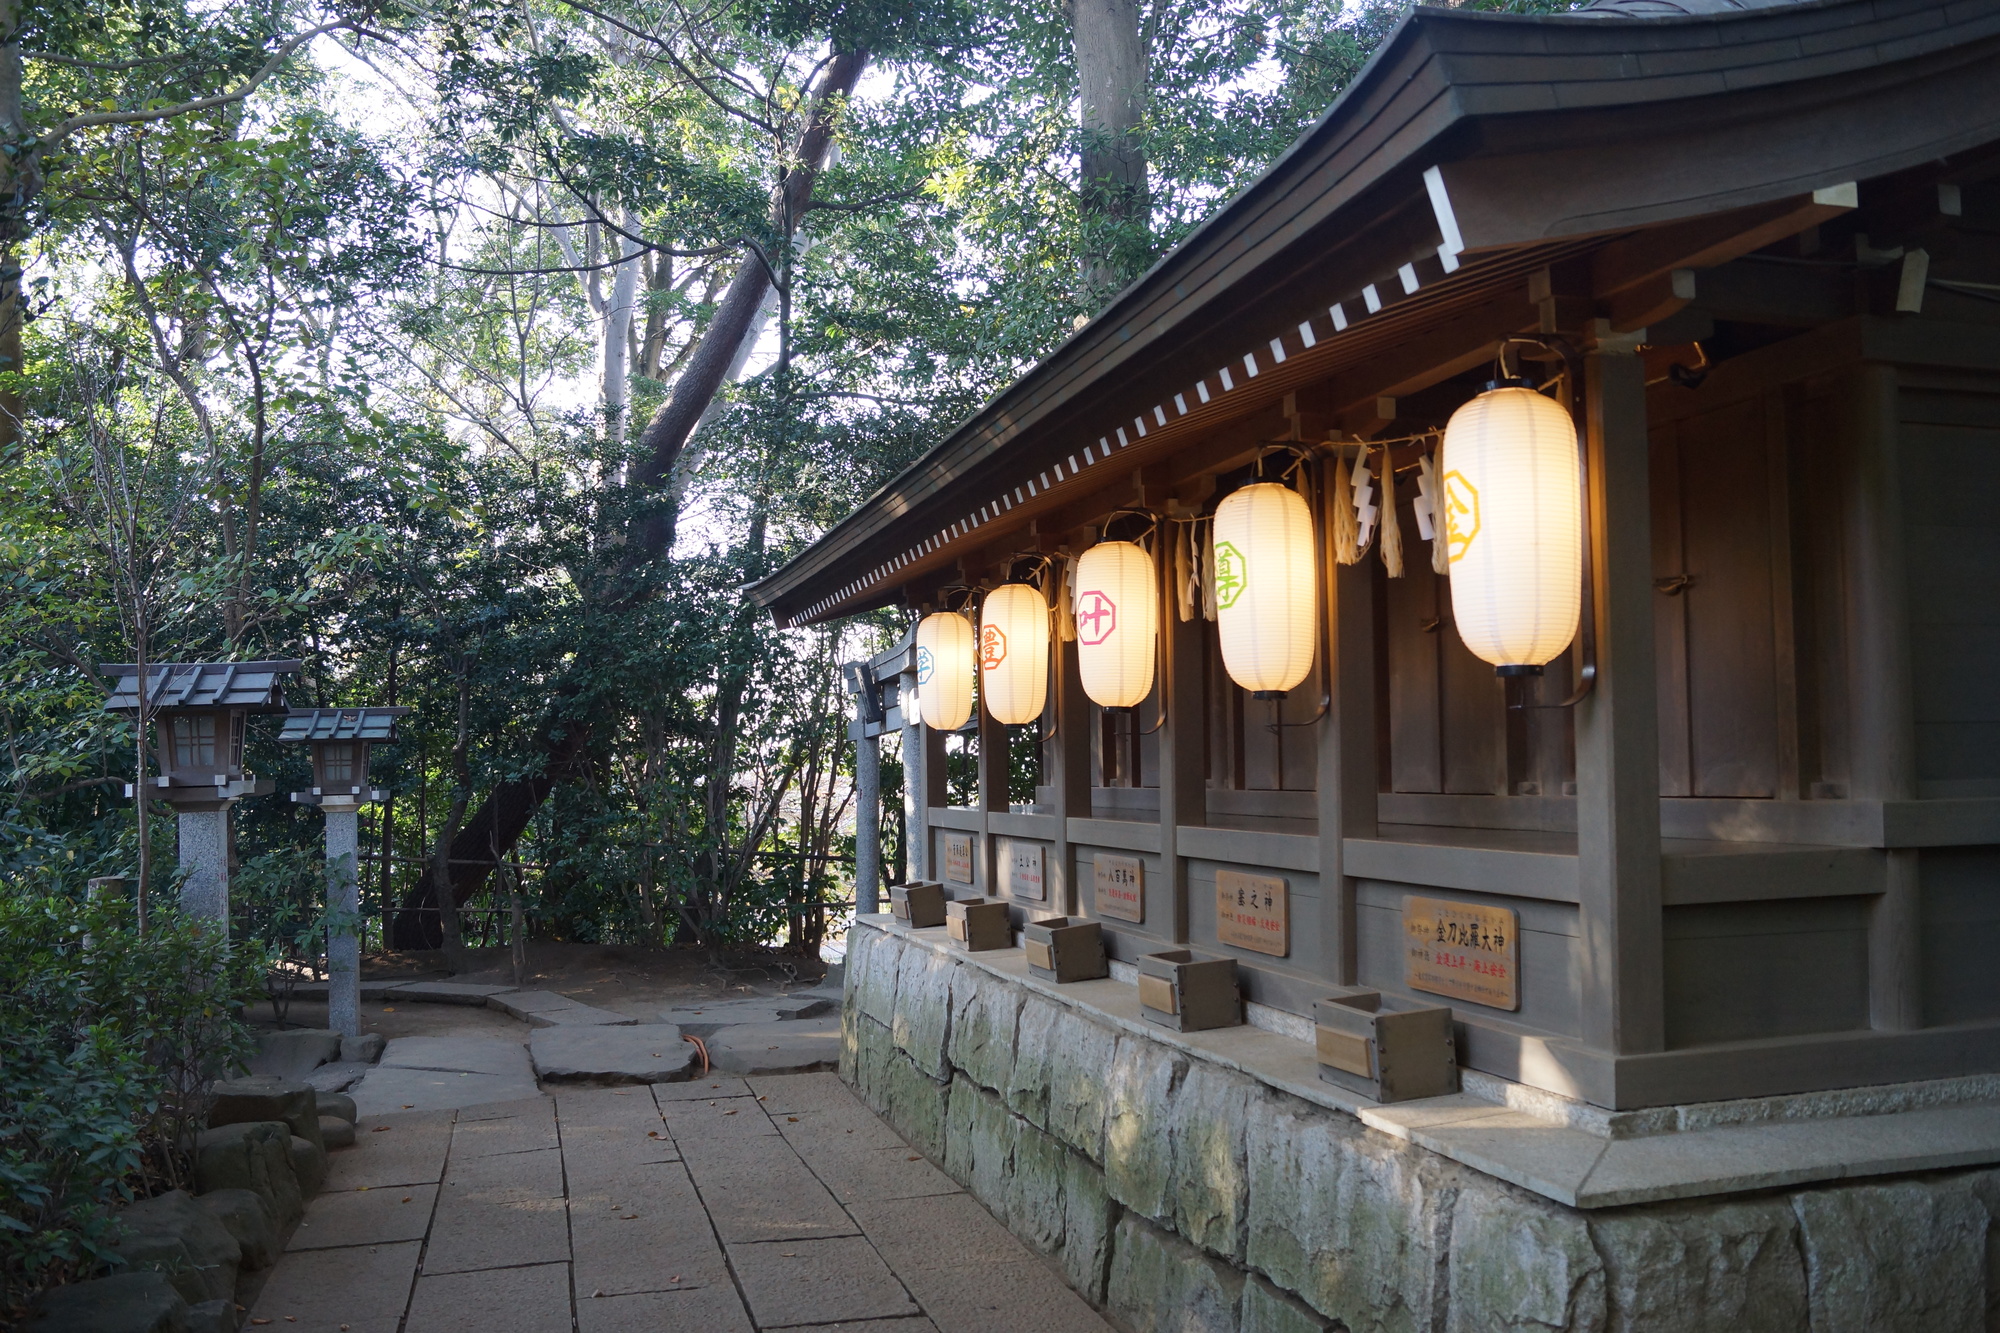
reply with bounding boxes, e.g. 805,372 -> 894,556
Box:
104,661 -> 300,929
279,707 -> 409,1037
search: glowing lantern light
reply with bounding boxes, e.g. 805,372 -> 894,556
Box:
1212,482 -> 1317,697
1074,541 -> 1157,709
915,611 -> 975,731
980,583 -> 1049,725
1439,384 -> 1582,674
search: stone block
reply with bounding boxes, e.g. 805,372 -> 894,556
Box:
1004,1115 -> 1069,1255
944,1074 -> 1017,1203
1964,1167 -> 2000,1333
107,1189 -> 242,1306
193,1121 -> 301,1227
1244,1097 -> 1448,1333
319,1115 -> 356,1150
30,1271 -> 190,1333
878,1047 -> 949,1160
528,1023 -> 698,1084
209,1076 -> 322,1155
341,1031 -> 386,1063
184,1298 -> 231,1333
1792,1177 -> 1987,1333
891,945 -> 955,1080
947,964 -> 1021,1093
388,980 -> 516,1005
290,1135 -> 327,1197
247,1029 -> 343,1080
489,989 -> 636,1027
196,1188 -> 279,1270
1105,1212 -> 1245,1333
318,1092 -> 357,1125
1168,1060 -> 1258,1260
305,1061 -> 369,1095
1590,1197 -> 1805,1332
1241,1275 -> 1340,1333
1060,1148 -> 1117,1305
1102,1037 -> 1185,1224
1040,1006 -> 1119,1162
852,926 -> 902,1029
1446,1184 -> 1605,1333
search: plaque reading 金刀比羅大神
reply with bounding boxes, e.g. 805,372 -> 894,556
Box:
944,832 -> 974,884
1215,869 -> 1288,956
1094,854 -> 1143,922
1403,896 -> 1519,1011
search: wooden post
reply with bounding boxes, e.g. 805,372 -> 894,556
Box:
1851,364 -> 1921,1030
1318,531 -> 1378,986
1050,637 -> 1092,914
978,688 -> 1010,896
1158,545 -> 1205,944
1575,333 -> 1666,1056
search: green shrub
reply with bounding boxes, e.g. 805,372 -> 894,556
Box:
0,889 -> 262,1315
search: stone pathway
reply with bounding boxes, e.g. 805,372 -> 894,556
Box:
248,1072 -> 1112,1333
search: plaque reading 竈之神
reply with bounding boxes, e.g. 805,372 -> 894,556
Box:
1215,869 -> 1288,956
943,832 -> 974,885
1094,854 -> 1144,922
1403,896 -> 1519,1011
1009,843 -> 1045,901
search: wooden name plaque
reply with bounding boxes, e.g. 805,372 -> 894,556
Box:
943,831 -> 974,885
1402,897 -> 1519,1011
1009,842 -> 1045,901
1215,869 -> 1288,957
1094,854 -> 1144,922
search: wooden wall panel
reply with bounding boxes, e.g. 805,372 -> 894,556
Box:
1441,626 -> 1506,795
1353,880 -> 1582,1038
1661,897 -> 1869,1047
1387,557 -> 1444,793
1787,382 -> 1853,797
1919,847 -> 2000,1024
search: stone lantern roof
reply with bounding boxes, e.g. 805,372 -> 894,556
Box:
102,660 -> 301,712
277,707 -> 410,743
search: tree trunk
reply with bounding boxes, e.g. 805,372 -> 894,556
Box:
628,48 -> 868,556
1072,0 -> 1148,302
602,212 -> 641,448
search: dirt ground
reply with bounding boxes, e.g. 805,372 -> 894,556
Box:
253,940 -> 832,1034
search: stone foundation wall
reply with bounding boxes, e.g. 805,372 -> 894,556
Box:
840,921 -> 2000,1333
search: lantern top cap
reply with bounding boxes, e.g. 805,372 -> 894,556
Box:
277,707 -> 411,744
102,660 -> 302,713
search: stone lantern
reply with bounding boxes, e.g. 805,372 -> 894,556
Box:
104,660 -> 300,926
279,707 -> 408,1037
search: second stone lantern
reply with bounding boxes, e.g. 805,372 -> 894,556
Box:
279,706 -> 408,1037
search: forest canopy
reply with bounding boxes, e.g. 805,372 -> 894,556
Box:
0,0 -> 1561,956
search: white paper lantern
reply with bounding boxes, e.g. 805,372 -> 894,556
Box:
1439,385 -> 1582,673
1212,482 -> 1317,697
1074,540 -> 1157,709
980,583 -> 1050,725
915,611 -> 975,731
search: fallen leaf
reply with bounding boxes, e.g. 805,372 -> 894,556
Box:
724,1109 -> 738,1116
401,1104 -> 413,1109
383,1007 -> 396,1012
786,1116 -> 799,1122
593,1290 -> 604,1298
670,1275 -> 681,1283
401,1197 -> 411,1203
758,1095 -> 768,1100
907,1156 -> 921,1161
371,1126 -> 391,1133
647,1131 -> 661,1138
621,1214 -> 638,1220
251,1321 -> 271,1327
782,1251 -> 795,1257
286,1319 -> 298,1324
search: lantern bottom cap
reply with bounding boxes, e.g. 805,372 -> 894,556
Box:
1251,689 -> 1289,701
1494,663 -> 1546,678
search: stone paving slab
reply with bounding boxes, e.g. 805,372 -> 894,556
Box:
661,1093 -> 782,1140
748,1072 -> 861,1115
530,1022 -> 699,1084
406,1260 -> 573,1333
783,1320 -> 939,1333
655,1076 -> 754,1102
570,1161 -> 731,1296
490,989 -> 636,1028
442,1144 -> 565,1200
577,1286 -> 756,1333
681,1134 -> 863,1244
287,1182 -> 436,1250
898,1258 -> 1110,1333
708,1016 -> 843,1075
846,1193 -> 1033,1271
420,1189 -> 570,1275
795,1142 -> 963,1206
355,1037 -> 541,1115
305,1060 -> 372,1094
446,1103 -> 558,1158
324,1109 -> 454,1191
389,980 -> 518,1005
730,1235 -> 921,1328
247,1238 -> 421,1333
659,995 -> 837,1036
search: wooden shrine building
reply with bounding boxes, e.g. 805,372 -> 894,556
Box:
755,0 -> 2000,1118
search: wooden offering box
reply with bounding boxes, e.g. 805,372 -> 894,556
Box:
945,897 -> 1012,951
1137,950 -> 1240,1033
1313,987 -> 1458,1104
890,882 -> 947,929
1022,917 -> 1109,984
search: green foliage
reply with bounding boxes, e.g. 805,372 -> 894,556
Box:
0,883 -> 263,1315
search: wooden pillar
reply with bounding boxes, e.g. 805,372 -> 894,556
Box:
1851,364 -> 1921,1030
1050,637 -> 1092,914
1575,335 -> 1665,1056
1158,549 -> 1205,944
1318,539 -> 1378,986
978,694 -> 1009,895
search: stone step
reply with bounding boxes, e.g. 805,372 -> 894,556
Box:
702,1016 -> 842,1075
527,1024 -> 699,1085
657,994 -> 837,1037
